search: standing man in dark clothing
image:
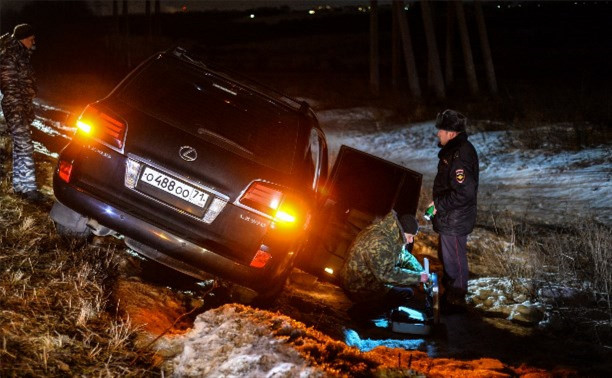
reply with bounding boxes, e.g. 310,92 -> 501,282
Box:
429,109 -> 479,307
0,23 -> 44,202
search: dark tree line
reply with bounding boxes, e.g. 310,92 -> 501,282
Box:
370,0 -> 498,100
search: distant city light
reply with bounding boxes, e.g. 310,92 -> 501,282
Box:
308,9 -> 315,15
250,14 -> 255,19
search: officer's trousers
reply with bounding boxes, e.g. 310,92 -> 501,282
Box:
438,233 -> 469,295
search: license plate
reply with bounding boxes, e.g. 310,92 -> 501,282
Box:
140,167 -> 209,208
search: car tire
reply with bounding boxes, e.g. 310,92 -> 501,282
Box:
50,201 -> 92,239
253,267 -> 292,307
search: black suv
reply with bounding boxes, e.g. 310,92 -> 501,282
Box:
51,47 -> 422,302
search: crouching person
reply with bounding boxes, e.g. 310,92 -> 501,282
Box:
340,211 -> 429,324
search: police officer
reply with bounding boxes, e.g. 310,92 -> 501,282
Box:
340,211 -> 429,322
0,23 -> 44,202
429,109 -> 479,308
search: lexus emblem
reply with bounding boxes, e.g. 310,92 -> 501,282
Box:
179,146 -> 197,162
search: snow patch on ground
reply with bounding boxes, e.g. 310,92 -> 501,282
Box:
468,277 -> 546,325
168,305 -> 324,377
317,107 -> 611,225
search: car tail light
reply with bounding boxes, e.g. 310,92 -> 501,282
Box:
76,105 -> 126,149
58,160 -> 73,183
239,181 -> 304,226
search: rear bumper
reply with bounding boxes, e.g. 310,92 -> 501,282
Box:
53,178 -> 290,294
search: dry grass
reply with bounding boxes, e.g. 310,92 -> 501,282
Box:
0,184 -> 157,376
514,123 -> 612,151
476,210 -> 612,342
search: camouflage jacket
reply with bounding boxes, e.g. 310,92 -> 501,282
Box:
340,211 -> 423,301
0,33 -> 36,112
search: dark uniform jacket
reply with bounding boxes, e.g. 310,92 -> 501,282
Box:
433,132 -> 479,236
0,34 -> 36,121
340,211 -> 423,301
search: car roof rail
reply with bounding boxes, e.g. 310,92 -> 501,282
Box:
299,100 -> 310,114
172,46 -> 185,56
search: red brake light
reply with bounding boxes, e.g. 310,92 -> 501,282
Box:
239,181 -> 303,225
240,182 -> 284,215
76,105 -> 126,149
58,160 -> 73,183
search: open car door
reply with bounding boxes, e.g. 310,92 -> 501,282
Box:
297,145 -> 423,284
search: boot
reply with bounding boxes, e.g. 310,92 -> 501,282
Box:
20,190 -> 46,203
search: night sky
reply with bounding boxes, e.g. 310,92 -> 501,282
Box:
2,0 -> 373,15
1,0 -> 610,122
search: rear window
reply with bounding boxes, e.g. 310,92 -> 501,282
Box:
116,56 -> 300,173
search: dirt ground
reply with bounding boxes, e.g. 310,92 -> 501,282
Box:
108,229 -> 609,376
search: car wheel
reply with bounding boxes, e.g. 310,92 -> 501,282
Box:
50,201 -> 92,239
253,267 -> 292,307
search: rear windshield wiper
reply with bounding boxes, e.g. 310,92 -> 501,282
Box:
196,127 -> 253,156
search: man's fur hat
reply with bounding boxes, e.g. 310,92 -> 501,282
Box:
435,109 -> 467,132
13,24 -> 35,40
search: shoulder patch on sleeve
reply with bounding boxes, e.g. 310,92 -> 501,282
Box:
455,169 -> 465,183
